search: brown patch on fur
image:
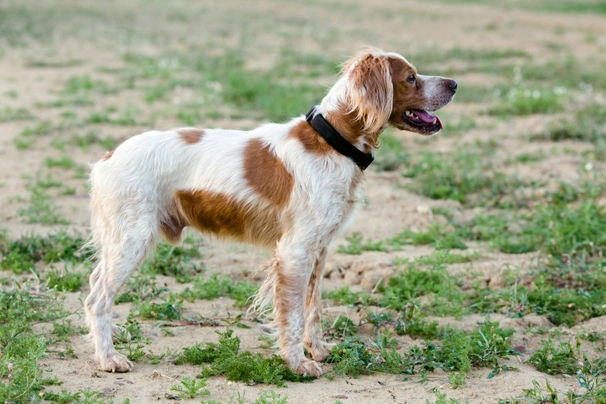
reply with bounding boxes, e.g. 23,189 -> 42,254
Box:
101,149 -> 115,161
160,214 -> 185,244
324,106 -> 377,153
388,56 -> 412,82
176,189 -> 284,247
178,128 -> 204,144
289,120 -> 333,156
244,139 -> 294,207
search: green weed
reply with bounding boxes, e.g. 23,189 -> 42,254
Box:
135,297 -> 182,320
170,377 -> 210,399
0,231 -> 89,274
141,241 -> 202,282
175,329 -> 312,386
325,286 -> 375,307
489,86 -> 565,116
0,288 -> 68,402
528,336 -> 579,375
46,265 -> 85,292
404,150 -> 531,208
427,389 -> 470,404
0,106 -> 34,122
17,181 -> 70,225
179,273 -> 258,308
337,232 -> 389,255
44,155 -> 76,169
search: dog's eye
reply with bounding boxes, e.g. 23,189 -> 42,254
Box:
406,74 -> 416,84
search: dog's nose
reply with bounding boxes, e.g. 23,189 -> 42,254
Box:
448,80 -> 458,92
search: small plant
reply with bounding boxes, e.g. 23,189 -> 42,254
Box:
325,315 -> 358,339
528,336 -> 579,375
179,273 -> 258,308
170,376 -> 210,399
427,388 -> 469,404
135,297 -> 182,320
141,241 -> 203,282
337,232 -> 388,255
17,182 -> 69,225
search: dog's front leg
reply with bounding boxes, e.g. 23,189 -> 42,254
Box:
273,243 -> 322,377
303,247 -> 331,362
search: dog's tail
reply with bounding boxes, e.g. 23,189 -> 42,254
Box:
248,255 -> 282,320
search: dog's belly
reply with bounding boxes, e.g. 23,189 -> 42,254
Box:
167,189 -> 284,247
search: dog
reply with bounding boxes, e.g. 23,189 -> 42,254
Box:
84,48 -> 456,377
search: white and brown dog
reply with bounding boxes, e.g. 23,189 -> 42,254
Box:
85,48 -> 456,377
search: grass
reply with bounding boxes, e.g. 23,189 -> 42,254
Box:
175,329 -> 313,386
403,149 -> 533,208
0,231 -> 90,274
0,288 -> 68,402
327,320 -> 519,381
532,104 -> 606,160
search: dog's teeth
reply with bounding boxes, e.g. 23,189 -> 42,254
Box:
432,118 -> 437,124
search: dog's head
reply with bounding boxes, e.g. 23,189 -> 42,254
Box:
341,49 -> 457,136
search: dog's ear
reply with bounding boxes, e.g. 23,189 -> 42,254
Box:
345,53 -> 393,133
388,56 -> 409,83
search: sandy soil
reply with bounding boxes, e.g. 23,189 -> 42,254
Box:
1,1 -> 606,403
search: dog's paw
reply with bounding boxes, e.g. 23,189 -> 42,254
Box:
98,352 -> 134,373
294,359 -> 322,378
309,343 -> 331,362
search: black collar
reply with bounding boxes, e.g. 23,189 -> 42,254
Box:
305,106 -> 374,170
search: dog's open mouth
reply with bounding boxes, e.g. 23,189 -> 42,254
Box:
403,109 -> 443,133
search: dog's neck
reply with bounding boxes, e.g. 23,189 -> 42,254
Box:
306,107 -> 375,170
322,107 -> 383,155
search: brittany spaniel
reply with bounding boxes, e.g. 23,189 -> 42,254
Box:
85,48 -> 457,377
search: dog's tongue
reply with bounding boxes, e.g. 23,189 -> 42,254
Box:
411,109 -> 437,123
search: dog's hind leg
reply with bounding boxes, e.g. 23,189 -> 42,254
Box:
85,200 -> 158,372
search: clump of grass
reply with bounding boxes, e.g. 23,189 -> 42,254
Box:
46,266 -> 85,292
141,241 -> 203,282
179,273 -> 258,308
381,262 -> 470,317
403,150 -> 531,208
329,321 -> 518,380
0,231 -> 90,274
0,288 -> 68,402
528,336 -> 578,375
389,223 -> 468,251
325,315 -> 358,340
175,329 -> 312,386
325,286 -> 375,307
70,129 -> 117,151
44,155 -> 76,169
535,104 -> 606,146
0,106 -> 34,122
13,120 -> 53,149
337,232 -> 389,255
135,297 -> 182,320
17,180 -> 70,225
170,377 -> 210,399
489,87 -> 565,116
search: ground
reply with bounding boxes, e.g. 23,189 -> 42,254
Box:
1,1 -> 606,403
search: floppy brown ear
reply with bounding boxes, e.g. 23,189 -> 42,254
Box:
388,56 -> 409,82
345,53 -> 393,133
